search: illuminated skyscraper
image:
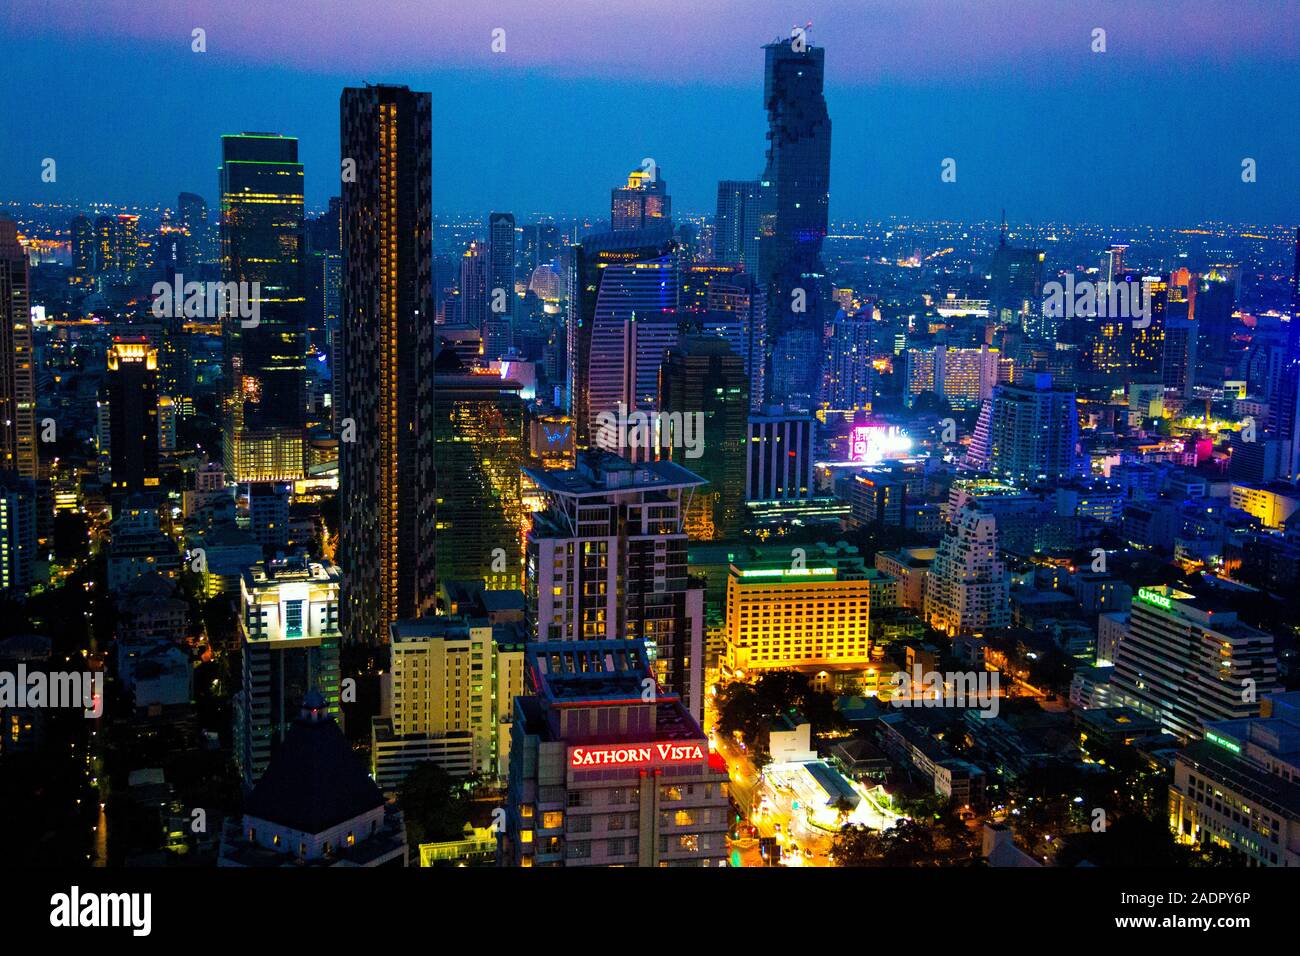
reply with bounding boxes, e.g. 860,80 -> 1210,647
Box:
107,336 -> 160,495
965,374 -> 1083,482
485,212 -> 516,360
458,239 -> 487,335
703,272 -> 767,410
714,179 -> 762,272
611,166 -> 671,231
659,335 -> 749,539
178,191 -> 214,271
758,39 -> 831,355
70,215 -> 96,286
566,224 -> 676,449
340,84 -> 436,645
432,350 -> 527,591
988,221 -> 1044,332
925,500 -> 1009,636
219,132 -> 308,482
1131,276 -> 1168,377
0,219 -> 36,480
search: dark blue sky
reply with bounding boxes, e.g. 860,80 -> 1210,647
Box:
3,0 -> 1298,224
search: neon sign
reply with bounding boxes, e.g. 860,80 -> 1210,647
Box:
1137,587 -> 1172,610
569,741 -> 705,769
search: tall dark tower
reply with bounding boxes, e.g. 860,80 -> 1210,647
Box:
106,336 -> 160,496
1279,228 -> 1300,479
485,212 -> 516,360
758,38 -> 831,403
340,84 -> 436,646
219,133 -> 307,482
0,219 -> 36,481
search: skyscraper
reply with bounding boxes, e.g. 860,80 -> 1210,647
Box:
219,133 -> 308,482
610,166 -> 671,231
988,221 -> 1044,331
106,336 -> 160,496
703,272 -> 767,410
714,179 -> 763,272
70,215 -> 96,286
964,373 -> 1083,482
659,335 -> 749,539
432,350 -> 527,591
524,452 -> 707,719
758,39 -> 831,357
925,500 -> 1009,635
458,239 -> 487,334
340,84 -> 436,646
566,224 -> 676,449
485,212 -> 517,360
0,219 -> 36,481
178,191 -> 214,272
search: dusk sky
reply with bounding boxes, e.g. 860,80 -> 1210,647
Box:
3,0 -> 1298,223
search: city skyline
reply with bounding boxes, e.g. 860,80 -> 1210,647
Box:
3,2 -> 1299,223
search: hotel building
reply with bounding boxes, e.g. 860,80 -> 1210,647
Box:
500,640 -> 730,867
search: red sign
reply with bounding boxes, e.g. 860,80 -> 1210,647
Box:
569,741 -> 706,769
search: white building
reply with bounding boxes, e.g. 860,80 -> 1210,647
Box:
924,502 -> 1009,635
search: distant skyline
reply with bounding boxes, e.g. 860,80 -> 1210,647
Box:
3,0 -> 1299,224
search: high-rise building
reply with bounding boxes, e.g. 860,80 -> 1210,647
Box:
0,470 -> 37,595
988,222 -> 1044,331
0,219 -> 36,480
500,640 -> 729,867
1163,314 -> 1198,397
485,212 -> 516,360
925,500 -> 1009,635
524,452 -> 707,719
1169,691 -> 1300,867
458,239 -> 488,334
964,373 -> 1082,482
905,345 -> 998,411
611,166 -> 671,231
1195,270 -> 1238,365
234,554 -> 342,789
1130,277 -> 1168,377
371,616 -> 525,790
758,40 -> 831,351
746,408 -> 815,502
70,215 -> 96,286
659,336 -> 749,540
178,191 -> 214,271
432,351 -> 527,591
714,179 -> 763,271
823,312 -> 875,411
703,272 -> 767,409
106,336 -> 160,495
723,551 -> 872,674
567,226 -> 678,451
340,84 -> 436,646
219,132 -> 308,482
1111,586 -> 1281,740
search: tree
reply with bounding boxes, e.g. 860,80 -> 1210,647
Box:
397,762 -> 469,846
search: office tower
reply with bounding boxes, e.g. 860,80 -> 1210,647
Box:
500,640 -> 729,867
758,40 -> 831,344
219,132 -> 308,483
566,226 -> 678,450
457,239 -> 488,334
233,554 -> 342,789
723,551 -> 872,674
525,452 -> 707,719
611,166 -> 671,231
0,220 -> 36,480
924,500 -> 1009,635
905,345 -> 998,411
519,222 -> 561,276
1169,691 -> 1300,866
432,350 -> 527,590
248,482 -> 290,549
114,214 -> 140,279
659,336 -> 749,539
1195,271 -> 1238,365
746,408 -> 814,502
178,191 -> 213,271
1163,315 -> 1198,396
703,272 -> 767,409
0,470 -> 37,595
821,312 -> 874,411
1099,244 -> 1127,283
221,690 -> 406,867
1111,586 -> 1280,739
964,373 -> 1082,482
770,326 -> 822,408
1130,276 -> 1168,377
340,85 -> 436,646
484,212 -> 516,360
371,616 -> 525,790
714,179 -> 763,272
70,215 -> 96,286
988,221 -> 1044,330
1274,229 -> 1300,480
106,336 -> 160,495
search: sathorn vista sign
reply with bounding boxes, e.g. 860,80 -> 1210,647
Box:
569,741 -> 706,769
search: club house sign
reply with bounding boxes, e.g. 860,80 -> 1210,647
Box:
569,741 -> 706,769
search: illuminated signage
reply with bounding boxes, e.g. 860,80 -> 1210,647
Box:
848,424 -> 912,464
569,741 -> 705,769
1205,731 -> 1241,754
739,567 -> 836,579
1136,587 -> 1172,610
